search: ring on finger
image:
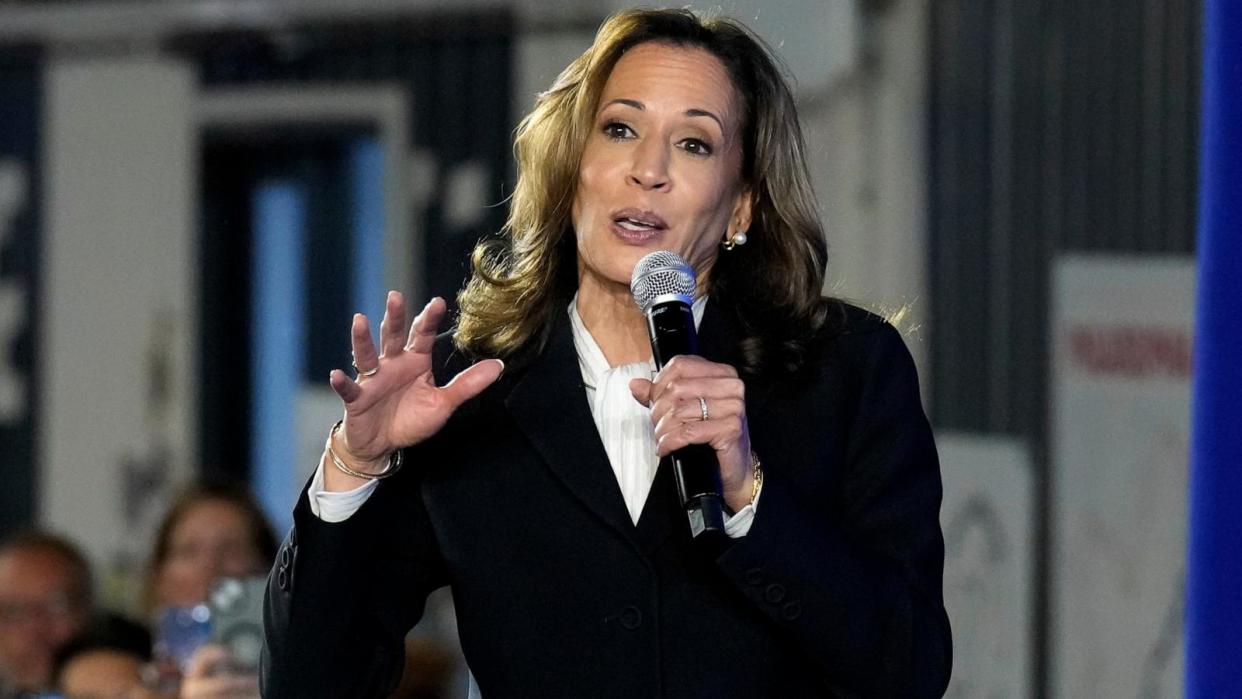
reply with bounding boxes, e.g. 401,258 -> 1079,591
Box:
351,361 -> 379,379
698,396 -> 709,421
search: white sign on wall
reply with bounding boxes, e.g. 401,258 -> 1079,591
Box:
1050,256 -> 1194,698
938,433 -> 1034,699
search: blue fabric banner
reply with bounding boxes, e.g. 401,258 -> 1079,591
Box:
1185,0 -> 1242,695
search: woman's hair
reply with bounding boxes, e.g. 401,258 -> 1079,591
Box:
455,8 -> 841,375
144,480 -> 277,615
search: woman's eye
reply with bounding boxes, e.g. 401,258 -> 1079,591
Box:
603,122 -> 635,140
680,138 -> 713,156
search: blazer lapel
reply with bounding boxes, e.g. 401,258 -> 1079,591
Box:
505,309 -> 639,546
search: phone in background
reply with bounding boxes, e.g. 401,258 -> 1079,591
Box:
149,575 -> 266,686
153,603 -> 212,672
207,575 -> 267,672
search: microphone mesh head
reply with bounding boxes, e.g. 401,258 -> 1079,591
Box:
630,250 -> 696,311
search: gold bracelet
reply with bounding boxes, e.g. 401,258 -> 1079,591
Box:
326,419 -> 403,480
749,451 -> 763,505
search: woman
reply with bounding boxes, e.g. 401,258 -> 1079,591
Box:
147,482 -> 276,698
264,8 -> 951,697
148,483 -> 277,613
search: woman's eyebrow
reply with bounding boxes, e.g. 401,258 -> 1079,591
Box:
684,108 -> 725,132
603,98 -> 725,132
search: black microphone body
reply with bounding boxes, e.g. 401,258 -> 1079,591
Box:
645,298 -> 728,544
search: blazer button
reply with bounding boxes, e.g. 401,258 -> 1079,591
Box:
280,545 -> 292,568
620,606 -> 642,630
277,568 -> 289,591
764,583 -> 786,604
781,601 -> 802,621
744,568 -> 763,586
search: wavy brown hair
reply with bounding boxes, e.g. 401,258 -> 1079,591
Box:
456,8 -> 840,375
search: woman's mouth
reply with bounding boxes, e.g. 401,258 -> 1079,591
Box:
611,209 -> 668,243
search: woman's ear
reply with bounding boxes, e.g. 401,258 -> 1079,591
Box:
728,187 -> 754,238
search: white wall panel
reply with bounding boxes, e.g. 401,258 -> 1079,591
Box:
40,56 -> 197,607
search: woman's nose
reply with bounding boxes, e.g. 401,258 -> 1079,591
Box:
627,140 -> 669,190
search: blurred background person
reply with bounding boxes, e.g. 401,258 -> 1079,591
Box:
144,482 -> 276,699
144,481 -> 457,697
146,482 -> 276,614
0,532 -> 95,699
52,621 -> 158,699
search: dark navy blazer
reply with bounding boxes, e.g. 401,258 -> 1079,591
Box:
261,300 -> 952,698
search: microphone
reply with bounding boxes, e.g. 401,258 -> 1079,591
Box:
630,250 -> 727,544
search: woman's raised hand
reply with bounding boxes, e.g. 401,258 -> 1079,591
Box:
326,292 -> 503,480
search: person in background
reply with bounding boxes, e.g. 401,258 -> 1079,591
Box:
53,619 -> 159,699
150,480 -> 459,699
144,481 -> 276,699
0,531 -> 94,699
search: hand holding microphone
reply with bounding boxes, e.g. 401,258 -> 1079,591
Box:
627,251 -> 756,541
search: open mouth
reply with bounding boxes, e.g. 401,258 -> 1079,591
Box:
611,208 -> 668,236
617,218 -> 661,232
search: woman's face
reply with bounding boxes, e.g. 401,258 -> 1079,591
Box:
153,500 -> 265,610
572,42 -> 752,292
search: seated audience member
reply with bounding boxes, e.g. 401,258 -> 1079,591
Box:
53,618 -> 159,699
0,531 -> 94,698
144,481 -> 276,699
145,481 -> 460,698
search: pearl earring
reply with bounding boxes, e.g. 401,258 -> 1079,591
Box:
722,229 -> 748,251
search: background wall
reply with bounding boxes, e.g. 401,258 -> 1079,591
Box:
41,55 -> 199,604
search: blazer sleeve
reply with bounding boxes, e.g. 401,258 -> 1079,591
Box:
261,450 -> 448,698
716,322 -> 952,697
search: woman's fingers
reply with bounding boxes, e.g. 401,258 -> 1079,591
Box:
379,290 -> 408,358
649,356 -> 740,403
329,368 -> 363,404
648,377 -> 745,425
652,355 -> 737,385
350,313 -> 380,375
654,397 -> 745,433
335,295 -> 441,405
653,395 -> 744,445
439,359 -> 505,411
406,297 -> 446,354
655,414 -> 745,457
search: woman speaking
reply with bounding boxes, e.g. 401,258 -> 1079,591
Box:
262,8 -> 951,697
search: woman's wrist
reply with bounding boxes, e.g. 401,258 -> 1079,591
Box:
723,451 -> 762,513
724,475 -> 755,514
321,448 -> 373,492
322,425 -> 390,492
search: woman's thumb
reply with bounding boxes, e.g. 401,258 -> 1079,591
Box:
629,378 -> 653,407
440,359 -> 505,410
